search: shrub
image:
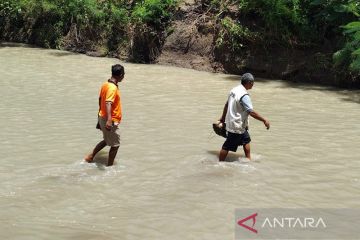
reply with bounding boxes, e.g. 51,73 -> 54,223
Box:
237,0 -> 307,42
0,0 -> 24,39
1,0 -> 131,48
216,17 -> 257,51
131,0 -> 177,29
306,0 -> 359,38
334,21 -> 360,73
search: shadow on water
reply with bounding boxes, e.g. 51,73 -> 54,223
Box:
224,74 -> 360,104
281,80 -> 360,104
48,51 -> 79,57
0,42 -> 35,48
223,75 -> 270,83
3,41 -> 359,103
0,42 -> 79,57
92,151 -> 109,166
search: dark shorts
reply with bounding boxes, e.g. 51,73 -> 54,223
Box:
222,131 -> 251,152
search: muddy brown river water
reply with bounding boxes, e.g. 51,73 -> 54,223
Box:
0,43 -> 359,239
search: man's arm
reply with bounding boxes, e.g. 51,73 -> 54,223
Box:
241,95 -> 270,130
105,101 -> 112,130
219,101 -> 228,123
105,86 -> 116,130
249,111 -> 270,130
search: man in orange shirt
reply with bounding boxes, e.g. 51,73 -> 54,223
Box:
85,64 -> 124,166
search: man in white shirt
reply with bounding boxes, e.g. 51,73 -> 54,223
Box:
218,73 -> 270,161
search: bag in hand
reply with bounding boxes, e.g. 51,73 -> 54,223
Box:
212,122 -> 227,138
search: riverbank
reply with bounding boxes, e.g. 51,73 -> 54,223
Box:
1,0 -> 359,88
2,39 -> 358,89
156,0 -> 359,88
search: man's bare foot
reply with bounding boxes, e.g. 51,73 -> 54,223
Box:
84,154 -> 94,163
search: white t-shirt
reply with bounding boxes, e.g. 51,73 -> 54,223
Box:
225,84 -> 253,134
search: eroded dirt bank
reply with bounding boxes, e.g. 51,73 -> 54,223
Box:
157,0 -> 357,88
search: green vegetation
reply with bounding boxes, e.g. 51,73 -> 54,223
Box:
0,0 -> 359,83
0,0 -> 131,49
0,0 -> 177,57
210,0 -> 360,79
305,0 -> 360,75
132,0 -> 177,29
238,0 -> 308,42
334,21 -> 360,73
216,17 -> 258,51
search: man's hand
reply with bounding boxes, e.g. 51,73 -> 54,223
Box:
249,111 -> 270,130
264,120 -> 270,130
216,120 -> 224,128
106,119 -> 112,131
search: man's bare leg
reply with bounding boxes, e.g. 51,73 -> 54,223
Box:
243,143 -> 251,160
219,149 -> 229,161
107,146 -> 119,166
85,140 -> 107,163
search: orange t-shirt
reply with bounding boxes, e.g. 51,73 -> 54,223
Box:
98,81 -> 122,122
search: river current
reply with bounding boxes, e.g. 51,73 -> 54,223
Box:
0,43 -> 359,239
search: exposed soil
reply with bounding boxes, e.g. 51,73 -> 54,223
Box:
157,0 -> 222,72
156,0 -> 359,88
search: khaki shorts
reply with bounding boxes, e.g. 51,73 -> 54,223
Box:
98,116 -> 120,147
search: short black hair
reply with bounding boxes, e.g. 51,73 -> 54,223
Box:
112,64 -> 124,77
